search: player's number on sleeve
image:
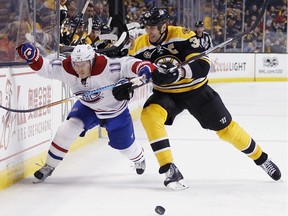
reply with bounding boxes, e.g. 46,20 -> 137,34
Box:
189,37 -> 200,48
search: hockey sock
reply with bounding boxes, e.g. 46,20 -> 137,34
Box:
46,118 -> 84,168
141,104 -> 174,167
118,140 -> 145,163
217,120 -> 263,161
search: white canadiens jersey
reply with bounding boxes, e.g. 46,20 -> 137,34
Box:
34,54 -> 142,119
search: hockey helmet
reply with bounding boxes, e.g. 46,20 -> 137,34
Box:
195,21 -> 204,27
71,44 -> 95,66
60,9 -> 67,25
92,19 -> 103,31
92,20 -> 111,34
142,8 -> 169,26
101,24 -> 111,34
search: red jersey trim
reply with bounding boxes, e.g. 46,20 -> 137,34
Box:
30,56 -> 44,71
91,55 -> 108,75
63,56 -> 78,77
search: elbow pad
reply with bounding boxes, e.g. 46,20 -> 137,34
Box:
182,60 -> 210,79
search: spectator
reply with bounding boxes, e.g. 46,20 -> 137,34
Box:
83,3 -> 95,35
265,38 -> 272,53
213,28 -> 224,45
0,21 -> 23,61
84,3 -> 95,22
66,0 -> 77,19
94,1 -> 109,24
243,42 -> 255,52
144,0 -> 156,9
249,4 -> 260,17
271,39 -> 286,53
226,41 -> 241,53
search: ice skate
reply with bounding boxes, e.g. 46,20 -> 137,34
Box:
135,159 -> 146,175
33,163 -> 55,183
163,163 -> 188,190
259,158 -> 281,181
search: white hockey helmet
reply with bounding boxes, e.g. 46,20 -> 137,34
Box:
71,44 -> 95,67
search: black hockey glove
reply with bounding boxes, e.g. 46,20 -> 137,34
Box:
112,79 -> 134,101
151,62 -> 182,85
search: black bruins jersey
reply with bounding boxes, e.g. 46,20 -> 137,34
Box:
129,26 -> 210,93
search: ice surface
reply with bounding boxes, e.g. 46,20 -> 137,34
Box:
0,82 -> 287,216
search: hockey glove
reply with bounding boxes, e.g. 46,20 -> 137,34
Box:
151,62 -> 182,85
136,61 -> 157,82
112,78 -> 134,101
16,42 -> 40,64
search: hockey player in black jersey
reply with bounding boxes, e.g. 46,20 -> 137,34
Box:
113,7 -> 281,190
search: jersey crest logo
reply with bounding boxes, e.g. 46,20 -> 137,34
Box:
81,92 -> 103,103
182,28 -> 191,34
155,55 -> 180,66
144,51 -> 152,59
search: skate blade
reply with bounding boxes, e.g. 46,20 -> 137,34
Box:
166,180 -> 189,190
33,178 -> 45,184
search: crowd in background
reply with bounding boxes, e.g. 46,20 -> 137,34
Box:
125,0 -> 177,25
124,0 -> 287,53
209,0 -> 287,53
0,0 -> 287,64
0,0 -> 59,62
59,0 -> 288,53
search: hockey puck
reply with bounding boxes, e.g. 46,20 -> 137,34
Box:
155,205 -> 165,215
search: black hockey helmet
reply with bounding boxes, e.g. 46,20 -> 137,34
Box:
92,19 -> 103,31
92,19 -> 111,34
195,21 -> 204,27
101,24 -> 111,34
142,8 -> 169,26
60,9 -> 67,25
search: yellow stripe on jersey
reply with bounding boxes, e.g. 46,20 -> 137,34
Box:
153,77 -> 208,93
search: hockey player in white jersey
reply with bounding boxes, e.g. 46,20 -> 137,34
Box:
16,43 -> 156,183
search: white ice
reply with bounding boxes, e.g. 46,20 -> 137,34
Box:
0,82 -> 287,216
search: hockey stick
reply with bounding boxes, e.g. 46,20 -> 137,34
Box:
98,34 -> 118,41
90,33 -> 119,50
177,0 -> 269,68
69,0 -> 90,45
96,31 -> 128,54
60,31 -> 128,57
0,76 -> 144,113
